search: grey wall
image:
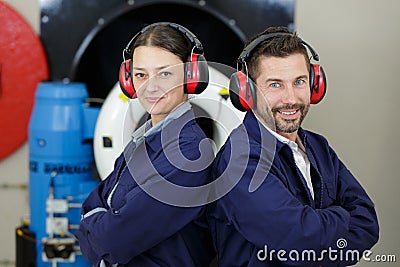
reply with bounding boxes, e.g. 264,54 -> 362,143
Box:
0,0 -> 399,266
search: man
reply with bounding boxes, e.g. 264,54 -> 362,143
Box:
207,26 -> 379,266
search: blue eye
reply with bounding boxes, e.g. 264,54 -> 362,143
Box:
295,79 -> 305,86
270,82 -> 280,88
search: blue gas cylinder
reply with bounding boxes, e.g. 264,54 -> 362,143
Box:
29,82 -> 100,267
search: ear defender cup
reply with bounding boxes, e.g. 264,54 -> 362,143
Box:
184,53 -> 209,94
119,59 -> 137,98
309,64 -> 327,104
119,22 -> 209,99
229,71 -> 256,111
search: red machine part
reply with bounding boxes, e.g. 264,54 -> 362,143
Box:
0,2 -> 49,161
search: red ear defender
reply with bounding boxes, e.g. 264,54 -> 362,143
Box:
184,53 -> 209,94
119,59 -> 137,99
309,64 -> 327,104
229,71 -> 255,111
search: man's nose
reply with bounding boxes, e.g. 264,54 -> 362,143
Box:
281,86 -> 296,104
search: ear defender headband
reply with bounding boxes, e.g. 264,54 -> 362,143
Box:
229,32 -> 327,111
119,22 -> 209,99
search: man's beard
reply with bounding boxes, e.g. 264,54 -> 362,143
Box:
271,103 -> 309,133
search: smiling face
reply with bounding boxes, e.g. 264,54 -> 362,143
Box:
132,45 -> 188,125
254,53 -> 311,141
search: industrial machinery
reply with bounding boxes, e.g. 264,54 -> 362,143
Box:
17,82 -> 100,267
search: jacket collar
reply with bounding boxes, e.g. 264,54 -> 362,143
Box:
133,102 -> 195,152
132,101 -> 192,141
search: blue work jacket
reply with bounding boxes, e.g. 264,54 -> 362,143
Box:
207,111 -> 379,266
75,106 -> 215,266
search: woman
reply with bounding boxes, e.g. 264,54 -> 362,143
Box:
75,22 -> 215,267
